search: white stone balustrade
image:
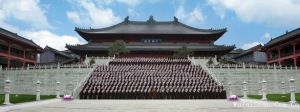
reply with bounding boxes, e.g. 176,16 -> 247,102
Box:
207,63 -> 300,95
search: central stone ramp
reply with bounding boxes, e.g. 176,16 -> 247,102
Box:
80,57 -> 226,99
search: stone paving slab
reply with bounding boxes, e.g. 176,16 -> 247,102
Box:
1,99 -> 300,112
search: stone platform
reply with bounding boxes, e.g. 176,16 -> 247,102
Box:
1,99 -> 299,112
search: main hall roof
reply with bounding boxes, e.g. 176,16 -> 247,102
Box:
75,16 -> 226,41
66,42 -> 235,53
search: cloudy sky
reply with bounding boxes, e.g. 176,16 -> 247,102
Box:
1,0 -> 300,50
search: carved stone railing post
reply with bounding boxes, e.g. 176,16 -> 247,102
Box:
27,64 -> 29,70
228,81 -> 232,96
261,79 -> 267,101
243,81 -> 248,98
281,81 -> 285,94
56,81 -> 61,98
57,62 -> 60,69
36,80 -> 41,101
289,78 -> 296,104
258,81 -> 262,95
4,79 -> 11,105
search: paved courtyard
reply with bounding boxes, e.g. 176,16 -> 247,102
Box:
1,99 -> 300,112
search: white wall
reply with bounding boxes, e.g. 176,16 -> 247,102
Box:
0,66 -> 92,95
208,66 -> 300,95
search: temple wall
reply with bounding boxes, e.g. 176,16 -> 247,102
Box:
207,66 -> 300,96
2,60 -> 299,97
0,65 -> 93,95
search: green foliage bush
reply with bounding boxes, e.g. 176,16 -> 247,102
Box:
0,94 -> 56,105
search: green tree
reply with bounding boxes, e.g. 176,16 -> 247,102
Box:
108,40 -> 129,57
173,45 -> 192,58
207,58 -> 214,65
218,58 -> 230,64
89,58 -> 95,65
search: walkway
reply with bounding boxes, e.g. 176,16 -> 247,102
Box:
1,99 -> 299,112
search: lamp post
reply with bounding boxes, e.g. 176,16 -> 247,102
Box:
36,80 -> 41,101
261,79 -> 267,101
4,79 -> 11,105
289,78 -> 296,104
281,81 -> 285,94
56,81 -> 61,98
228,81 -> 232,96
243,81 -> 248,98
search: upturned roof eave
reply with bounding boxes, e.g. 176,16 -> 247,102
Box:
264,28 -> 300,48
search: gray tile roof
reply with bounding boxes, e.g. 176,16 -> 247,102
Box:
66,42 -> 235,52
264,28 -> 300,47
233,44 -> 262,59
44,46 -> 74,58
75,16 -> 226,38
0,28 -> 41,49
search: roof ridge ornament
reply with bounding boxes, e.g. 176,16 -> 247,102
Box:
173,16 -> 178,23
124,16 -> 129,23
147,15 -> 155,23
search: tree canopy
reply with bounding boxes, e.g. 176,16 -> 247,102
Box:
207,58 -> 214,65
108,40 -> 129,57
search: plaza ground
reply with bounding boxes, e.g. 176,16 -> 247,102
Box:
1,99 -> 300,112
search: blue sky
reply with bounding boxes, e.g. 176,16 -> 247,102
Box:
1,0 -> 300,50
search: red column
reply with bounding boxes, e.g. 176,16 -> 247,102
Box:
293,43 -> 297,67
277,48 -> 281,65
7,42 -> 11,68
23,49 -> 26,67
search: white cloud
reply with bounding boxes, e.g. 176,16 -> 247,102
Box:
0,0 -> 52,29
207,0 -> 300,26
116,0 -> 141,7
95,0 -> 115,5
95,0 -> 161,7
67,0 -> 121,28
95,0 -> 161,16
128,8 -> 139,16
0,0 -> 82,51
66,11 -> 82,25
187,8 -> 205,24
175,5 -> 185,19
241,42 -> 262,50
263,33 -> 272,41
175,3 -> 205,25
22,31 -> 82,50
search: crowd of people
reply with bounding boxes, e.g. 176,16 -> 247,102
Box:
109,57 -> 191,65
80,57 -> 226,99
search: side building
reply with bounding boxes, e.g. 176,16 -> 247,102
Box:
40,46 -> 79,64
263,28 -> 300,67
66,16 -> 235,62
0,28 -> 42,68
233,44 -> 267,64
